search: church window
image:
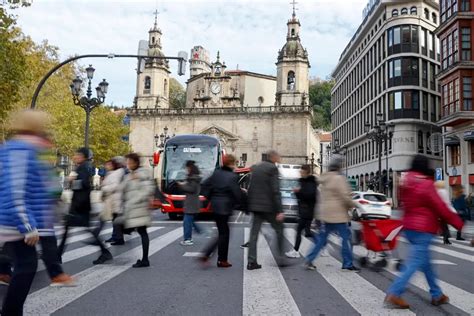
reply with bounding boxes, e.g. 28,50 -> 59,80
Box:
287,71 -> 296,91
144,76 -> 151,94
291,28 -> 295,36
392,9 -> 399,17
152,36 -> 155,44
164,79 -> 168,97
258,96 -> 264,105
401,7 -> 408,15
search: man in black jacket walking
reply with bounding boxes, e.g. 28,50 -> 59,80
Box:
247,150 -> 286,270
286,165 -> 318,258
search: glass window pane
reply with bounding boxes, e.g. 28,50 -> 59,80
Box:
395,92 -> 402,109
394,27 -> 401,45
394,59 -> 401,76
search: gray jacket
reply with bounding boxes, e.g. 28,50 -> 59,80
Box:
122,167 -> 154,228
181,174 -> 201,214
248,161 -> 282,214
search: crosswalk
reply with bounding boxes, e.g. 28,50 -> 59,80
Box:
1,223 -> 471,315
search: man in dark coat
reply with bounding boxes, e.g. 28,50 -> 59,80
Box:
247,150 -> 286,270
286,165 -> 318,258
58,148 -> 112,265
200,154 -> 242,267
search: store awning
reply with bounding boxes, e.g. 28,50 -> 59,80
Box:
444,135 -> 460,146
463,131 -> 474,141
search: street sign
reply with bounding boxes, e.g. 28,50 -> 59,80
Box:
435,168 -> 443,181
452,167 -> 458,177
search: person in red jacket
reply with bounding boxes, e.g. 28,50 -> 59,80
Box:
385,155 -> 464,309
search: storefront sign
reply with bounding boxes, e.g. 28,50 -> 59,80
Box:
393,137 -> 415,144
469,174 -> 474,184
449,176 -> 461,186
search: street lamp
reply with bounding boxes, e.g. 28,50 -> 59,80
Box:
70,65 -> 109,148
333,138 -> 348,177
154,126 -> 174,149
365,113 -> 395,193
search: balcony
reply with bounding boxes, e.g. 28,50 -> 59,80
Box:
128,105 -> 313,117
438,108 -> 474,127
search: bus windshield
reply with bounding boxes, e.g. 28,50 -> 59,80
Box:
164,143 -> 219,183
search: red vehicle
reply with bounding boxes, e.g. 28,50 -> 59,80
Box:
154,134 -> 223,220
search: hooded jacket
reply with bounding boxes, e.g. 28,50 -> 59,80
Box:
0,137 -> 58,241
295,175 -> 318,219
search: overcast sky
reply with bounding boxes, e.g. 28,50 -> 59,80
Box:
14,0 -> 367,106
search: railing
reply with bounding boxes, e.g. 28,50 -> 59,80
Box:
128,105 -> 313,116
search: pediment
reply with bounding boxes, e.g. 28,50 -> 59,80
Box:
199,125 -> 239,145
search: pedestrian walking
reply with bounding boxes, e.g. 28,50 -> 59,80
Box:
114,153 -> 154,268
179,160 -> 203,246
434,181 -> 457,245
0,110 -> 51,314
199,155 -> 241,268
286,164 -> 318,258
95,159 -> 125,244
452,184 -> 469,241
58,147 -> 112,265
246,150 -> 286,270
304,155 -> 360,272
385,155 -> 464,309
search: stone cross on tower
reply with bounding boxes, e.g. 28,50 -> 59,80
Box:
290,0 -> 298,17
153,9 -> 159,28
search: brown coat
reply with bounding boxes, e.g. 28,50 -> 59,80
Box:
317,171 -> 355,223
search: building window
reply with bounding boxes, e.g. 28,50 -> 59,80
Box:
441,0 -> 459,22
262,153 -> 268,161
287,71 -> 295,90
450,145 -> 461,166
401,7 -> 408,15
429,63 -> 436,90
443,78 -> 460,116
422,60 -> 428,87
471,142 -> 474,163
424,8 -> 429,19
387,25 -> 418,55
392,9 -> 399,17
423,92 -> 429,120
258,96 -> 264,105
410,6 -> 417,15
432,13 -> 437,24
421,28 -> 427,55
461,28 -> 471,61
418,131 -> 424,153
388,57 -> 419,86
163,79 -> 168,97
463,77 -> 472,110
461,0 -> 471,11
144,76 -> 151,94
442,29 -> 459,70
426,132 -> 432,154
389,90 -> 420,119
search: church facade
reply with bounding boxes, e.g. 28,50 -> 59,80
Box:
128,10 -> 321,173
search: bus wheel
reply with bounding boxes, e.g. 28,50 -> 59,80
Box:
168,213 -> 178,220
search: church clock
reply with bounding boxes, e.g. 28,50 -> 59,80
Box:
210,82 -> 221,95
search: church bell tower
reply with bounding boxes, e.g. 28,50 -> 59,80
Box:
275,6 -> 310,106
134,11 -> 171,109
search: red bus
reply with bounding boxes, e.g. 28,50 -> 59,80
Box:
155,134 -> 223,219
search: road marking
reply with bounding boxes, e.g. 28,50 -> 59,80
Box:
431,259 -> 457,265
58,228 -> 114,245
183,252 -> 203,257
413,237 -> 474,252
328,235 -> 474,314
55,227 -> 88,236
243,228 -> 301,316
398,237 -> 473,262
285,229 -> 414,316
37,227 -> 163,272
25,228 -> 182,315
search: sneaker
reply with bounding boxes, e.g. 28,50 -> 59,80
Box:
0,274 -> 11,286
431,294 -> 449,306
304,262 -> 317,270
384,294 -> 410,309
285,249 -> 301,258
50,273 -> 76,287
180,240 -> 194,246
217,261 -> 232,268
342,266 -> 361,273
247,262 -> 262,270
92,251 -> 113,265
240,242 -> 249,249
132,259 -> 150,268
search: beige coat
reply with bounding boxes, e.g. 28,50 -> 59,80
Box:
317,171 -> 355,223
100,168 -> 125,221
122,167 -> 154,229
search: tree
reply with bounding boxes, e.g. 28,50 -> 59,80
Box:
309,79 -> 334,131
169,77 -> 186,109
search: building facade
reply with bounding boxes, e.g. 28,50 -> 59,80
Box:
436,0 -> 474,195
331,0 -> 442,205
128,11 -> 321,176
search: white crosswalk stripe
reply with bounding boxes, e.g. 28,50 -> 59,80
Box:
328,234 -> 474,314
243,228 -> 301,316
24,228 -> 182,315
285,228 -> 415,316
399,237 -> 474,260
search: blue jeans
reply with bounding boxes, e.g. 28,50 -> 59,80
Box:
183,214 -> 202,240
387,230 -> 443,299
306,223 -> 353,268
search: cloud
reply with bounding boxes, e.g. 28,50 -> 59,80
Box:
15,0 -> 367,106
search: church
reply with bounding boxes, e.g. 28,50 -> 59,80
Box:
128,8 -> 321,173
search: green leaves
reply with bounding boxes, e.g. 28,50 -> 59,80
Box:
169,77 -> 186,109
309,79 -> 334,131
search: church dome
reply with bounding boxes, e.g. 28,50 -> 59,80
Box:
278,39 -> 308,61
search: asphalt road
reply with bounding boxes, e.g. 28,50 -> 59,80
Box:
0,212 -> 473,316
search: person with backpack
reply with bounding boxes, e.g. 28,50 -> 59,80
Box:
286,164 -> 318,258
